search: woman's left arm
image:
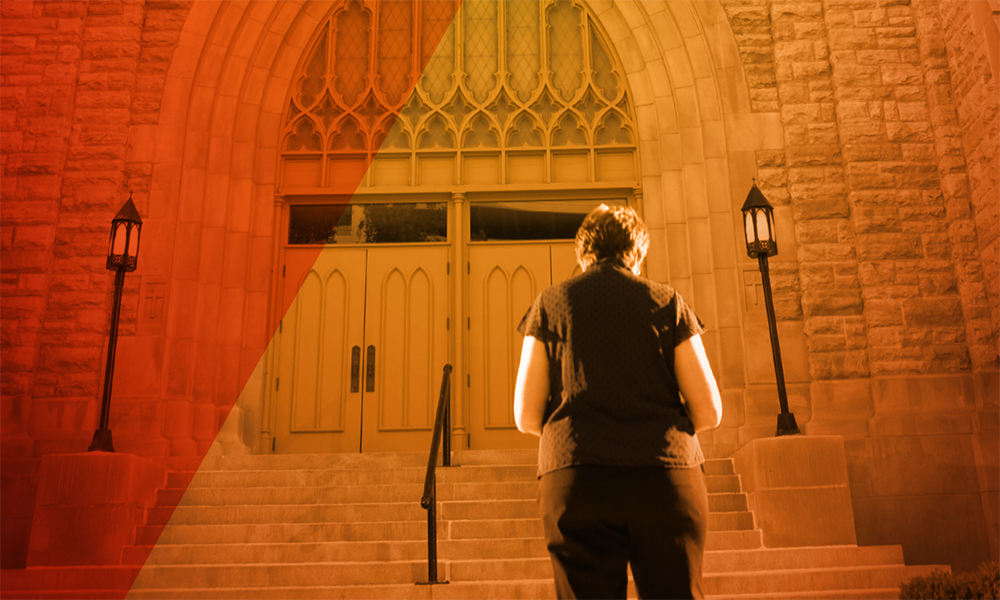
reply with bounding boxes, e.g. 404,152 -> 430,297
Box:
514,335 -> 549,437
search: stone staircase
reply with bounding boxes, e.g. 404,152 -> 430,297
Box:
1,448 -> 944,599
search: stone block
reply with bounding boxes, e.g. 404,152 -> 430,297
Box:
28,398 -> 98,438
853,494 -> 990,572
854,434 -> 981,499
720,388 -> 745,429
805,379 -> 875,437
742,383 -> 810,430
0,458 -> 41,568
973,371 -> 999,410
809,349 -> 870,380
742,319 -> 810,385
27,453 -> 166,566
192,402 -> 219,443
871,374 -> 975,415
869,413 -> 974,437
734,436 -> 858,547
112,336 -> 165,399
802,290 -> 863,317
902,297 -> 964,327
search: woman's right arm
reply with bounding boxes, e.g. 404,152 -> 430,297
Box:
674,334 -> 723,432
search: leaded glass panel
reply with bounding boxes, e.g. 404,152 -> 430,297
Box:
506,0 -> 540,103
547,1 -> 583,103
377,1 -> 412,106
280,0 -> 636,188
463,0 -> 498,103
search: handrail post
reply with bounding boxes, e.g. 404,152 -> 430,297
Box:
418,364 -> 452,586
427,475 -> 438,582
443,386 -> 451,467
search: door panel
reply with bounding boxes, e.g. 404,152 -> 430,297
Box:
468,244 -> 551,450
362,246 -> 450,452
275,247 -> 366,454
550,242 -> 582,285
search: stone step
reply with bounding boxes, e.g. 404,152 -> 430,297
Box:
137,521 -> 435,546
158,477 -> 743,505
137,519 -> 762,548
0,567 -> 141,591
1,583 -> 904,600
213,452 -> 435,471
148,498 -> 756,527
210,450 -> 735,470
127,562 -> 430,590
3,562 -> 934,596
445,547 -> 911,581
126,540 -> 902,573
174,465 -> 539,489
125,538 -> 550,565
703,564 -> 942,596
168,459 -> 735,489
709,589 -> 902,600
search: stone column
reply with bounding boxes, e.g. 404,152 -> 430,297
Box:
259,194 -> 286,454
450,192 -> 469,451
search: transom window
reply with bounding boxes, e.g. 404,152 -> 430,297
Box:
280,0 -> 638,189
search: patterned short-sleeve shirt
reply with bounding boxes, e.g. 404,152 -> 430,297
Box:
518,259 -> 707,477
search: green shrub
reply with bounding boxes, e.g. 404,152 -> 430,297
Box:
899,562 -> 999,600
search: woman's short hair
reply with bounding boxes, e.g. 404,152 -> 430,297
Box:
575,204 -> 649,271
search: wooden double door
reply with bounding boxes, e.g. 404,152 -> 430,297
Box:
273,246 -> 449,453
272,241 -> 580,453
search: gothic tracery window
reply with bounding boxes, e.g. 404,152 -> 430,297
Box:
280,0 -> 637,188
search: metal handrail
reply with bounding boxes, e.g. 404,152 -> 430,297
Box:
418,364 -> 452,585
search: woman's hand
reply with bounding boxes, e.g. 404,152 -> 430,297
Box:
514,335 -> 549,437
674,334 -> 723,432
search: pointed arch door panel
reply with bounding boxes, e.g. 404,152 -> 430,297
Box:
362,246 -> 449,452
468,243 -> 555,450
275,246 -> 448,453
275,247 -> 367,454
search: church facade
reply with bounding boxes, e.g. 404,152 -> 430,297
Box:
1,0 -> 997,573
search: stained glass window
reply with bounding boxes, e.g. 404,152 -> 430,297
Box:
281,0 -> 636,188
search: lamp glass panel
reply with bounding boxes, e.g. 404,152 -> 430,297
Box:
755,210 -> 771,242
128,223 -> 140,259
744,211 -> 755,244
112,222 -> 128,255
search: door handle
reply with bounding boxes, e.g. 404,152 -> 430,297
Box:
365,345 -> 376,392
350,346 -> 361,393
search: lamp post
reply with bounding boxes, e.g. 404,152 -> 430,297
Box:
741,181 -> 800,437
89,193 -> 143,452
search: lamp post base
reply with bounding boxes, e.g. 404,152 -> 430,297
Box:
776,412 -> 801,437
88,428 -> 115,452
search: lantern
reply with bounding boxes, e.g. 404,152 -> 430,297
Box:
106,195 -> 142,272
741,182 -> 777,259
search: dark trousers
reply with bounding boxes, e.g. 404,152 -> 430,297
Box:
538,465 -> 709,600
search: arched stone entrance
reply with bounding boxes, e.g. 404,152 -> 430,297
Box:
268,1 -> 648,453
146,0 -> 781,457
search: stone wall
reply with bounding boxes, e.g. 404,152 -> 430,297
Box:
936,0 -> 999,362
720,0 -> 998,571
1,0 -> 192,459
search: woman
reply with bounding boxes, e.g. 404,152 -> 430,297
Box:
514,204 -> 723,599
